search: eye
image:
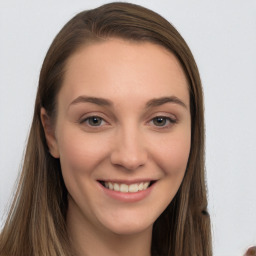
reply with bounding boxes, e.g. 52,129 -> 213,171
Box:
82,116 -> 106,127
150,116 -> 176,128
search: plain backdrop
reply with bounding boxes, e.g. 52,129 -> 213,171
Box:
0,1 -> 255,255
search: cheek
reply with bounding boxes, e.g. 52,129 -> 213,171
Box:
152,131 -> 191,177
56,126 -> 109,180
143,132 -> 191,219
151,133 -> 191,206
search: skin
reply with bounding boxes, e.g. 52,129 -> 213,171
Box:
41,39 -> 191,256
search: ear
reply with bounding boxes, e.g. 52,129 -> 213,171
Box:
40,108 -> 60,158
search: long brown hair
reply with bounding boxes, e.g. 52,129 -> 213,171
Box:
0,2 -> 211,256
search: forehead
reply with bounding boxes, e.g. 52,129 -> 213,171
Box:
59,39 -> 189,109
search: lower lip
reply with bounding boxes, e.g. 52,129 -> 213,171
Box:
98,182 -> 156,203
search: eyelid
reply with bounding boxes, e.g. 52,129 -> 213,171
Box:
78,112 -> 177,130
79,113 -> 110,128
83,116 -> 106,125
147,112 -> 177,121
147,113 -> 178,129
151,116 -> 176,124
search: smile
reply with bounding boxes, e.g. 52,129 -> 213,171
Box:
100,181 -> 152,193
98,180 -> 156,202
98,180 -> 156,192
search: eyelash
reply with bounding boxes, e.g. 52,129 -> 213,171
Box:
149,116 -> 177,129
80,115 -> 177,129
80,116 -> 107,127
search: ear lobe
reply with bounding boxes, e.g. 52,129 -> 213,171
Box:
40,108 -> 60,158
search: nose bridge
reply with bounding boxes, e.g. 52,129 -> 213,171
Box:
110,122 -> 147,170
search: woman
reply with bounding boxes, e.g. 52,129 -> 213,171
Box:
0,2 -> 212,256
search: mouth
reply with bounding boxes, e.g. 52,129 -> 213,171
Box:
98,180 -> 156,193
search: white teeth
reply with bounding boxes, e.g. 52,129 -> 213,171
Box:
113,183 -> 119,191
138,182 -> 144,191
103,181 -> 151,193
109,182 -> 114,190
129,184 -> 138,193
143,182 -> 150,190
120,184 -> 129,192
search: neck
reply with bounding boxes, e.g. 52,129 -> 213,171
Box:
66,199 -> 152,256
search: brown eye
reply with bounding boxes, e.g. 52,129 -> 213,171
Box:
152,117 -> 167,126
150,116 -> 177,128
85,116 -> 104,126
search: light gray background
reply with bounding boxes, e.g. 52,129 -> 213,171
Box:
0,1 -> 255,255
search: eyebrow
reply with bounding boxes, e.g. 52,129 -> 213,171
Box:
146,96 -> 187,109
69,96 -> 112,108
68,95 -> 187,109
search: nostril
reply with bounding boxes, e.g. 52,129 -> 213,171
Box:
111,155 -> 147,171
110,141 -> 148,170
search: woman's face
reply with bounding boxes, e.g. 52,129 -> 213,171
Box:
44,39 -> 191,236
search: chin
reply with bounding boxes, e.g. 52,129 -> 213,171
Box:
105,220 -> 153,236
95,208 -> 156,236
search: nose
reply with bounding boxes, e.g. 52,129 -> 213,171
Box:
110,127 -> 148,171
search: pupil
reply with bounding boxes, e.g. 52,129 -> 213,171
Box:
154,117 -> 166,126
89,117 -> 101,126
